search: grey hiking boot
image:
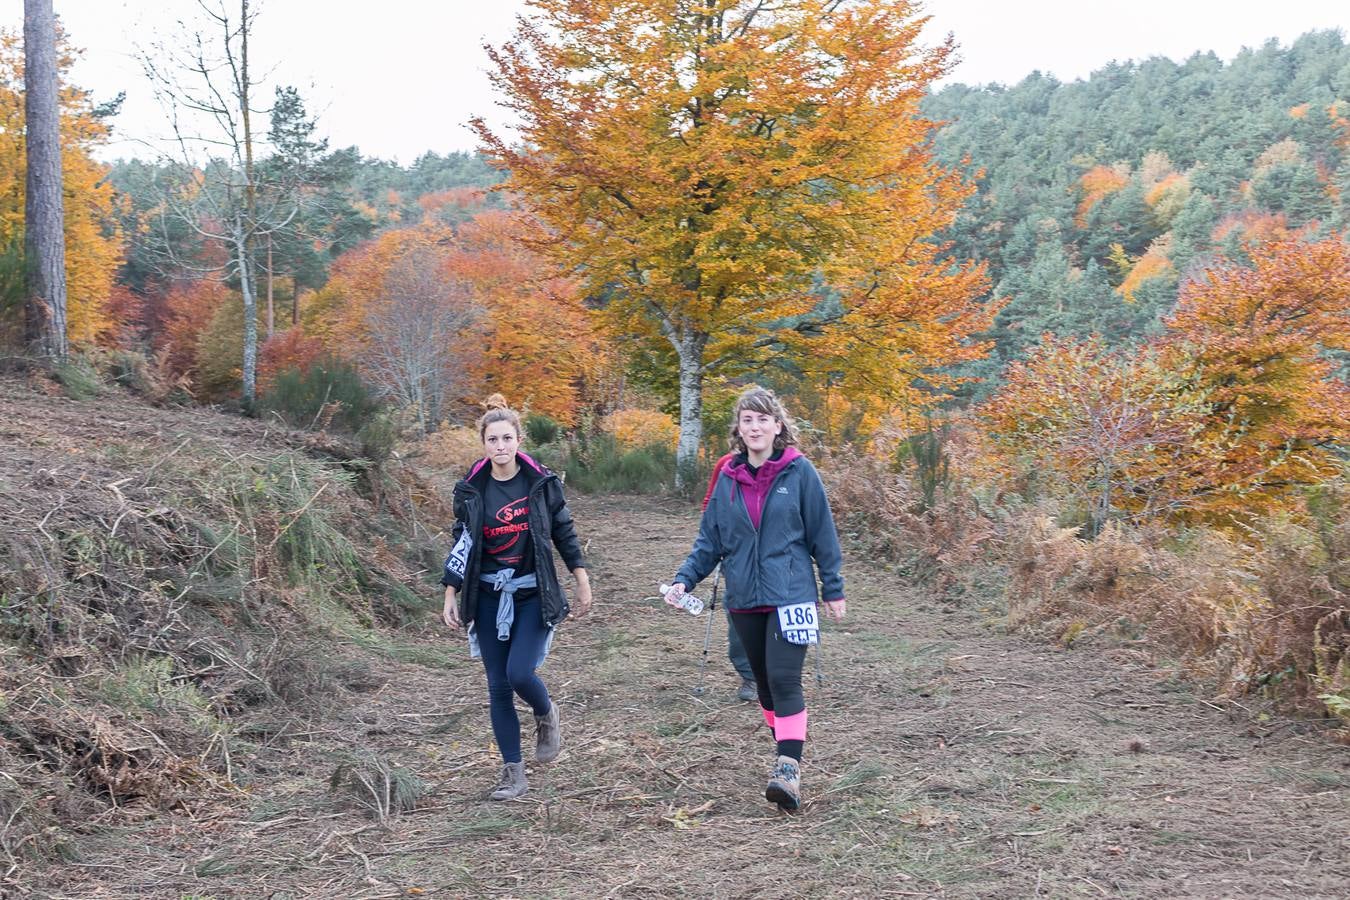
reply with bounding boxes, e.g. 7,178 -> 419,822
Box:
765,755 -> 801,812
534,702 -> 561,763
489,761 -> 528,800
736,678 -> 757,703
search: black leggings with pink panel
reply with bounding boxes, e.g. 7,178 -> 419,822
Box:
729,610 -> 809,761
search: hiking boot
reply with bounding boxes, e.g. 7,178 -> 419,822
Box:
488,761 -> 527,800
736,678 -> 757,703
765,755 -> 801,812
534,702 -> 561,763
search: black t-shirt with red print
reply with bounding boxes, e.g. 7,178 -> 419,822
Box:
480,469 -> 536,585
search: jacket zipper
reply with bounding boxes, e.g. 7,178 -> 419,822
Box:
732,461 -> 795,604
462,467 -> 563,626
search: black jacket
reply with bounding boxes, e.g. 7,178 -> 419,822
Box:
441,452 -> 585,629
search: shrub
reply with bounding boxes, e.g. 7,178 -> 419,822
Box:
260,357 -> 381,434
1000,477 -> 1350,723
566,432 -> 674,494
259,328 -> 328,393
52,355 -> 103,400
604,408 -> 677,450
894,416 -> 952,512
819,450 -> 995,597
525,412 -> 561,446
420,424 -> 485,474
358,413 -> 399,465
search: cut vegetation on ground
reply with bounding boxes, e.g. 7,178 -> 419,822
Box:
1,379 -> 1346,898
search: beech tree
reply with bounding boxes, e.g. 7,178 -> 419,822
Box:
360,246 -> 483,433
475,0 -> 993,481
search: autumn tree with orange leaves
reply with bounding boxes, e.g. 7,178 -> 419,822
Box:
0,29 -> 124,348
475,0 -> 993,481
980,336 -> 1207,535
982,238 -> 1350,530
1160,238 -> 1350,522
304,206 -> 601,427
448,210 -> 608,426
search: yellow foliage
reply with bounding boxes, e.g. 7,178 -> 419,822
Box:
0,31 -> 124,345
1144,173 -> 1190,227
1076,163 -> 1130,225
604,408 -> 677,449
1116,238 -> 1174,302
1161,238 -> 1350,523
477,0 -> 995,433
1253,138 -> 1302,174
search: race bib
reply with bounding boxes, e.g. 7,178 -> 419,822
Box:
444,530 -> 473,579
777,602 -> 819,645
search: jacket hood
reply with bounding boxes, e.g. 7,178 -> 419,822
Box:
727,446 -> 802,485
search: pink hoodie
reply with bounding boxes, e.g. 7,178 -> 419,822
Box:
726,446 -> 802,530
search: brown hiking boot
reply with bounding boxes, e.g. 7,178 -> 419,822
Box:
535,702 -> 561,763
488,761 -> 528,800
765,755 -> 801,812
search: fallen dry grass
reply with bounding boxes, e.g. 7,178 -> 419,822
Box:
25,493 -> 1350,899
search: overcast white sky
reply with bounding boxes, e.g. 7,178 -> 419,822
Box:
12,1 -> 1349,163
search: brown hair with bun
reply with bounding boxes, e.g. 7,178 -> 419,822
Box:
477,393 -> 523,441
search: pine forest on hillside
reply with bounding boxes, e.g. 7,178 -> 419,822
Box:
924,30 -> 1350,386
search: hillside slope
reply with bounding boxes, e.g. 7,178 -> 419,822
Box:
0,372 -> 445,877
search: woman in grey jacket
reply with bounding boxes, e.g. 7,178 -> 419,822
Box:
665,387 -> 845,811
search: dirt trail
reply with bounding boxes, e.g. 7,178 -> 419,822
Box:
37,492 -> 1350,898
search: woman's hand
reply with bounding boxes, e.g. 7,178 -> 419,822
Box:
821,598 -> 846,621
443,586 -> 462,630
572,569 -> 593,617
663,582 -> 687,609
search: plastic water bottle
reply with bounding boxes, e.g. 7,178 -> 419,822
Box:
659,583 -> 704,616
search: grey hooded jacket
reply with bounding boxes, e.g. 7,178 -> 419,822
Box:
674,451 -> 845,610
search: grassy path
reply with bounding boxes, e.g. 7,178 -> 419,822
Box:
41,493 -> 1348,898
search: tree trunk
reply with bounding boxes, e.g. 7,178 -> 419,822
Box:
22,0 -> 67,361
234,216 -> 258,407
239,0 -> 258,406
675,341 -> 704,489
265,233 -> 274,337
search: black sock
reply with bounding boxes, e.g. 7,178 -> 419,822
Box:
776,740 -> 803,762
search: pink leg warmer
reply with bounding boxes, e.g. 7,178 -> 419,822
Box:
774,710 -> 808,742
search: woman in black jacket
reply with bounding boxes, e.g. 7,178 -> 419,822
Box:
442,395 -> 592,800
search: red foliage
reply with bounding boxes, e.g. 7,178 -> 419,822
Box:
101,285 -> 145,349
258,328 -> 328,392
156,280 -> 230,385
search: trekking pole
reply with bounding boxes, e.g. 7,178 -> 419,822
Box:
693,564 -> 721,696
814,632 -> 824,687
814,592 -> 825,688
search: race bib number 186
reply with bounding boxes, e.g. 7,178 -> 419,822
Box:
777,602 -> 819,645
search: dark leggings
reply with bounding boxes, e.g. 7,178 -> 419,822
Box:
729,610 -> 808,718
476,591 -> 552,764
